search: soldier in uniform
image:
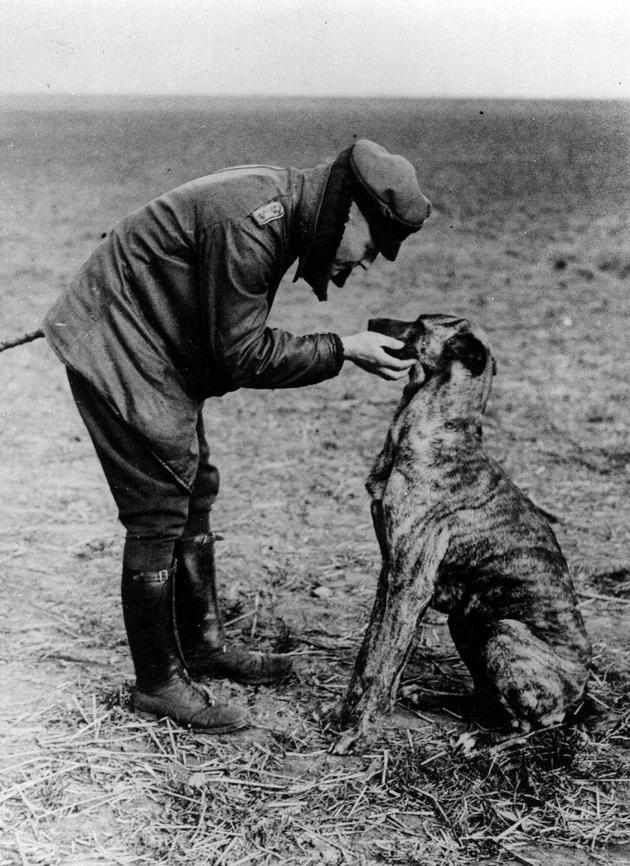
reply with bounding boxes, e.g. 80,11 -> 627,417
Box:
43,139 -> 431,732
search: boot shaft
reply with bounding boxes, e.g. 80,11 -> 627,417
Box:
175,533 -> 225,651
174,534 -> 294,685
121,566 -> 183,692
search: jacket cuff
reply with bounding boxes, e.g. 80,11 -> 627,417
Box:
330,333 -> 345,371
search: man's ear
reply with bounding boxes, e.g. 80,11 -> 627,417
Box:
442,332 -> 489,377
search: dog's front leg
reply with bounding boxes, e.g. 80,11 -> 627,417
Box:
370,500 -> 389,562
332,524 -> 448,753
366,430 -> 395,502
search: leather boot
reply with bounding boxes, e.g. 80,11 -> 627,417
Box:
121,565 -> 248,732
174,533 -> 293,685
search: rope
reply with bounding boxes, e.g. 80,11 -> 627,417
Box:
0,328 -> 45,354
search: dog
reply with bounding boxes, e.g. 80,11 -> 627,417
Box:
334,314 -> 591,750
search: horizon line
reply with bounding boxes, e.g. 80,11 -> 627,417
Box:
0,91 -> 628,103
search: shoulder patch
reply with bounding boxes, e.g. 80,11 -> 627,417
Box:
251,201 -> 285,227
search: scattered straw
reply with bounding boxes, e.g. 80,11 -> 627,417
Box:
1,627 -> 629,865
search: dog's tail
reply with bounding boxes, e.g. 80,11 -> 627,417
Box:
0,328 -> 44,354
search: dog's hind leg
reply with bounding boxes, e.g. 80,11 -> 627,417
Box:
333,525 -> 449,752
450,617 -> 589,732
448,615 -> 514,730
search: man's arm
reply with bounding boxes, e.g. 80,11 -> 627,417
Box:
201,216 -> 414,389
202,218 -> 344,390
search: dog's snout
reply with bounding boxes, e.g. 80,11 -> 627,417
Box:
367,317 -> 418,345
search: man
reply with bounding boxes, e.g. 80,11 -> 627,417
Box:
43,139 -> 432,733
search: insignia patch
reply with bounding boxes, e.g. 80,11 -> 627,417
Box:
251,201 -> 284,227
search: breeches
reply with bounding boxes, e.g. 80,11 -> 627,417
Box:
66,369 -> 219,571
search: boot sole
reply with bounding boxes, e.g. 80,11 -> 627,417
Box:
189,666 -> 293,686
195,673 -> 291,686
199,672 -> 287,684
134,709 -> 249,733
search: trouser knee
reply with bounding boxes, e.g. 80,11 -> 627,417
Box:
65,368 -> 218,572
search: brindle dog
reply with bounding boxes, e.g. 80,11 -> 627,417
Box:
335,314 -> 590,750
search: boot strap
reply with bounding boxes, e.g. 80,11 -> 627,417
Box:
178,532 -> 223,547
130,566 -> 176,584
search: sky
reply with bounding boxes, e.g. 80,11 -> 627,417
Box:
1,0 -> 628,100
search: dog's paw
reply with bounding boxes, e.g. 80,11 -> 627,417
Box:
453,731 -> 481,756
453,728 -> 530,756
330,726 -> 363,756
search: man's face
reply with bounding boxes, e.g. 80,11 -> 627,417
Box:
329,203 -> 378,287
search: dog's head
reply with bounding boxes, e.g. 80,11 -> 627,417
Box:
368,313 -> 496,395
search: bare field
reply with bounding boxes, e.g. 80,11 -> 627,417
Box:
1,97 -> 629,865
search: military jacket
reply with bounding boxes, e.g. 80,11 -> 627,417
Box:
43,162 -> 344,488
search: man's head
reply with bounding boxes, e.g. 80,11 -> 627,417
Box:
296,139 -> 431,300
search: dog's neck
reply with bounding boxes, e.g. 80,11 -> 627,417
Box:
391,365 -> 487,456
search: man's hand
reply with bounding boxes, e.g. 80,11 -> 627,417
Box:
341,331 -> 416,380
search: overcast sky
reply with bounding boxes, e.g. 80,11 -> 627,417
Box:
1,0 -> 628,99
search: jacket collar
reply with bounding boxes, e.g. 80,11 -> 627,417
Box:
292,149 -> 353,301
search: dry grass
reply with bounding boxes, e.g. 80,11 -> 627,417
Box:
1,642 -> 629,866
2,587 -> 630,866
1,97 -> 629,864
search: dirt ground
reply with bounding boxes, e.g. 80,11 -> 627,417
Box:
0,97 -> 629,865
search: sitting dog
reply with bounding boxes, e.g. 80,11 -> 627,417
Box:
335,314 -> 591,749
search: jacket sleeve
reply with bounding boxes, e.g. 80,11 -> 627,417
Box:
200,217 -> 344,390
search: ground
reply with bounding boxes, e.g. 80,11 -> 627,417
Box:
0,97 -> 629,865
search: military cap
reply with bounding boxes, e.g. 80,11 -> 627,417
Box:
349,139 -> 431,260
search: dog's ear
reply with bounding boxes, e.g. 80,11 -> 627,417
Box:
442,331 -> 489,377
